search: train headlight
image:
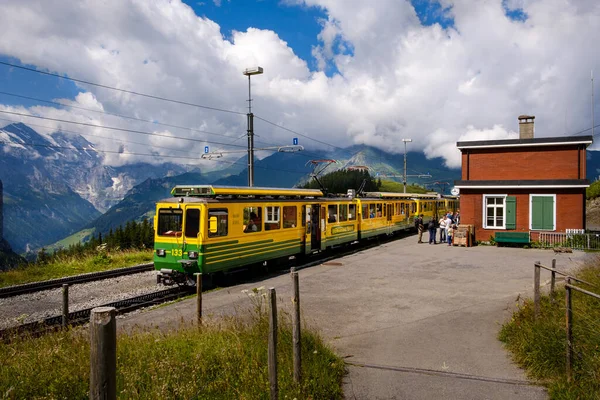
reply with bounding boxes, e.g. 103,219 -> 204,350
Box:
188,251 -> 198,259
156,249 -> 166,257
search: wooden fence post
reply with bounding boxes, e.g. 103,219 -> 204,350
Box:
90,307 -> 116,400
62,284 -> 69,328
550,259 -> 556,304
291,268 -> 302,384
268,287 -> 278,400
534,261 -> 541,319
195,273 -> 202,327
565,278 -> 573,383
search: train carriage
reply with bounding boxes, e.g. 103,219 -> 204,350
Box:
153,185 -> 459,284
154,185 -> 322,283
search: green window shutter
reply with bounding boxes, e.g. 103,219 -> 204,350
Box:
541,197 -> 554,230
506,196 -> 516,230
531,197 -> 543,229
531,196 -> 554,230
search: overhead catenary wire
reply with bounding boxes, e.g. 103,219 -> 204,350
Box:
0,139 -> 314,175
0,62 -> 411,173
0,109 -> 250,148
0,61 -> 245,116
254,114 -> 347,151
0,90 -> 238,141
0,116 -> 196,155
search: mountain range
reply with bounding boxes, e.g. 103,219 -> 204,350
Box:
1,122 -> 599,254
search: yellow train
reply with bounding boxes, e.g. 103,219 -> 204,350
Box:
154,185 -> 458,284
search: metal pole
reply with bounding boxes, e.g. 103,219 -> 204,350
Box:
592,70 -> 595,138
403,141 -> 407,193
247,75 -> 254,187
291,269 -> 302,384
565,278 -> 573,383
268,287 -> 278,400
62,284 -> 69,328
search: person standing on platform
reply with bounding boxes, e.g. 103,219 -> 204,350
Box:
428,218 -> 437,244
448,223 -> 456,246
438,214 -> 447,242
415,214 -> 424,243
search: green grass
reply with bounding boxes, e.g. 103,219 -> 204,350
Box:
0,299 -> 345,399
0,250 -> 153,288
45,227 -> 96,252
379,180 -> 427,193
499,263 -> 600,399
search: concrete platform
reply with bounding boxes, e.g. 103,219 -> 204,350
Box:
120,236 -> 591,399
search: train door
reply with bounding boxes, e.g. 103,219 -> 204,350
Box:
386,203 -> 393,234
305,204 -> 321,253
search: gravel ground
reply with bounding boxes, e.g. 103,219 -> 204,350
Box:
0,271 -> 162,330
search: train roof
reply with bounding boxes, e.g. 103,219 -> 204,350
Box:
362,192 -> 441,199
171,185 -> 323,198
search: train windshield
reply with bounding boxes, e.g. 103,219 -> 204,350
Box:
157,209 -> 183,237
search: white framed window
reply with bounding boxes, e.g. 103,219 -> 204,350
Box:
483,195 -> 507,229
529,194 -> 556,231
265,206 -> 280,223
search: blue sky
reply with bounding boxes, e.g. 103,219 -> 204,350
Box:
0,0 -> 596,168
0,0 -> 463,110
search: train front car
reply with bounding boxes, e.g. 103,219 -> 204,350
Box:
153,185 -> 324,285
154,188 -> 207,285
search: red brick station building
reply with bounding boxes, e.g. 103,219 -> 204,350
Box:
454,115 -> 593,244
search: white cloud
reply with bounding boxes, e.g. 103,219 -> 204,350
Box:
0,0 -> 598,170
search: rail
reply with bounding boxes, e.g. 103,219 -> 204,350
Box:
0,286 -> 187,341
0,263 -> 154,298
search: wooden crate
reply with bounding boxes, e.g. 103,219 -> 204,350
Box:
453,225 -> 473,247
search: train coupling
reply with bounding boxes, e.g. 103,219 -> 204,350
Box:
157,269 -> 187,286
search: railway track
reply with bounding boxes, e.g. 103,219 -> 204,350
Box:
1,231 -> 415,341
0,286 -> 191,341
0,263 -> 154,298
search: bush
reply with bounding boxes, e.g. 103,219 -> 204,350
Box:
499,263 -> 600,398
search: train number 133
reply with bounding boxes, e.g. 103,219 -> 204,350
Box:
171,249 -> 183,257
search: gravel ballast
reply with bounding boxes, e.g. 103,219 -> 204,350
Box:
0,271 -> 162,330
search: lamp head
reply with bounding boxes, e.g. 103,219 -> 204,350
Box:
243,67 -> 264,76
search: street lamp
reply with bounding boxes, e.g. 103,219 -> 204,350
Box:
243,66 -> 264,187
402,138 -> 412,193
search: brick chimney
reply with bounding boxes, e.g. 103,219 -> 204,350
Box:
518,115 -> 535,139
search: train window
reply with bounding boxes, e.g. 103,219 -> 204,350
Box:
376,203 -> 382,218
349,204 -> 357,221
208,209 -> 228,238
243,207 -> 262,233
362,204 -> 369,219
328,204 -> 338,223
369,204 -> 376,218
265,206 -> 281,230
185,208 -> 200,238
283,206 -> 297,229
158,208 -> 183,237
339,204 -> 348,222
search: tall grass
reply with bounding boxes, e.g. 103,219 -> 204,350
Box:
499,263 -> 600,399
0,249 -> 153,288
0,292 -> 345,399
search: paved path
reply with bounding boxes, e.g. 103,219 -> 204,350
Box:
120,237 -> 591,399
